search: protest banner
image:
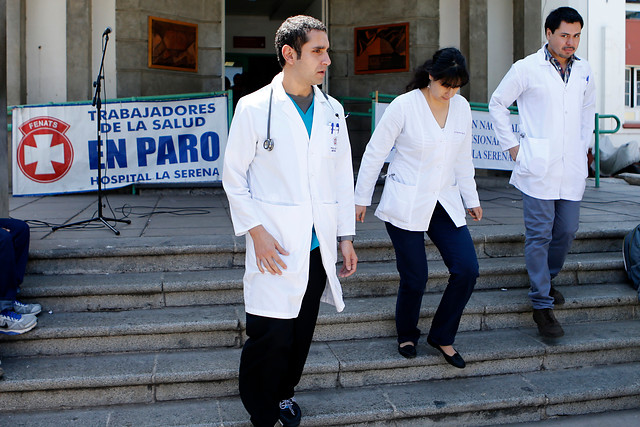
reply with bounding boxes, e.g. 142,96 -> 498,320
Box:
12,94 -> 228,196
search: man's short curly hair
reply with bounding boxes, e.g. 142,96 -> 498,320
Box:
275,15 -> 327,68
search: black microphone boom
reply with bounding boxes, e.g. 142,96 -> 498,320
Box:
103,27 -> 112,36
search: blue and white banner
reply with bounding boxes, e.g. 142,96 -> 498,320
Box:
374,102 -> 520,171
12,95 -> 228,196
470,110 -> 519,171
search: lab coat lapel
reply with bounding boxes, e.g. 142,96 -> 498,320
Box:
271,74 -> 312,140
416,90 -> 437,140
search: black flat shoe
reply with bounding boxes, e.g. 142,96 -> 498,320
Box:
426,337 -> 465,369
398,343 -> 417,359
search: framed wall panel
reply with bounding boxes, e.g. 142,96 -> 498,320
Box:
354,22 -> 409,74
148,16 -> 198,72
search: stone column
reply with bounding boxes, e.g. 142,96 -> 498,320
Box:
0,0 -> 8,216
460,0 -> 488,103
513,0 -> 542,62
67,0 -> 92,101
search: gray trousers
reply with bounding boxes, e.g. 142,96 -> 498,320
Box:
521,193 -> 580,309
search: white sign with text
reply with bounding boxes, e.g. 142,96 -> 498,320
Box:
12,95 -> 228,196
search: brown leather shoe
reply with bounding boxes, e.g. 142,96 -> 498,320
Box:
549,286 -> 565,305
533,308 -> 564,337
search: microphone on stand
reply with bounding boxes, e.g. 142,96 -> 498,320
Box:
103,27 -> 112,37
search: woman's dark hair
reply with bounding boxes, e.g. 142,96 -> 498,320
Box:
406,47 -> 469,91
545,7 -> 583,33
275,15 -> 326,68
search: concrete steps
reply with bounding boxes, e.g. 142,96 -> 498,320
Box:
17,251 -> 626,313
1,283 -> 637,358
1,320 -> 639,415
24,226 -> 626,276
1,358 -> 639,425
1,225 -> 638,424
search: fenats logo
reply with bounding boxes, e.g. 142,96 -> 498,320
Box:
17,116 -> 74,183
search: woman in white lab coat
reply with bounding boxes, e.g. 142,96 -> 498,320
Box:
354,48 -> 482,368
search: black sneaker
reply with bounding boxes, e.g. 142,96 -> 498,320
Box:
532,308 -> 564,338
549,286 -> 565,305
279,397 -> 301,427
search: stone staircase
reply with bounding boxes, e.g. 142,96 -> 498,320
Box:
0,226 -> 639,426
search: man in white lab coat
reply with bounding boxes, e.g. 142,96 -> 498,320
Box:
489,7 -> 596,338
222,15 -> 357,427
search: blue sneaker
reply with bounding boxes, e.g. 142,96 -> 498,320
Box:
13,300 -> 42,316
0,309 -> 37,335
279,397 -> 301,427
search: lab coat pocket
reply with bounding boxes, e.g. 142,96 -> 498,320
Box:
519,137 -> 550,177
378,175 -> 417,221
244,199 -> 313,318
252,199 -> 312,258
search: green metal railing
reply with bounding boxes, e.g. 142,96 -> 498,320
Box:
594,113 -> 622,188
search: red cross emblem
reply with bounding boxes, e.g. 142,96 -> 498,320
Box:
16,116 -> 74,183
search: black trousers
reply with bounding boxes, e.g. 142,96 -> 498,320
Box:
239,248 -> 327,427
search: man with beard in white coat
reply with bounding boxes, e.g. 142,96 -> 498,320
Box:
490,7 -> 595,338
222,15 -> 357,427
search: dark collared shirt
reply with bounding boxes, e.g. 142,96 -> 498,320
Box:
544,44 -> 580,84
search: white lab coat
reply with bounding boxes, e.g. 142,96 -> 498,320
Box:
222,73 -> 355,319
489,46 -> 596,201
355,89 -> 480,231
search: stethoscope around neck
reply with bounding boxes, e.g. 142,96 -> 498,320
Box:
263,87 -> 342,151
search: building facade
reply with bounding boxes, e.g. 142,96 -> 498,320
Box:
4,0 -> 633,160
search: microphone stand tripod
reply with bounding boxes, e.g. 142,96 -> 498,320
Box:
53,30 -> 130,235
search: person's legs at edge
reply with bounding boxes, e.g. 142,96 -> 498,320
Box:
0,228 -> 18,312
5,219 -> 30,291
385,222 -> 429,346
0,218 -> 29,312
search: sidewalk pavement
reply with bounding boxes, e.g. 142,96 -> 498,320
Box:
8,177 -> 640,253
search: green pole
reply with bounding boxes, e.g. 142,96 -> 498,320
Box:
370,91 -> 377,134
227,89 -> 233,128
594,113 -> 600,188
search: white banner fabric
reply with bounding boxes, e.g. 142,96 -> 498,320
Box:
373,102 -> 521,171
12,95 -> 228,196
470,110 -> 519,171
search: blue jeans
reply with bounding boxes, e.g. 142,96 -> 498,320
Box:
521,193 -> 580,309
385,203 -> 478,346
0,218 -> 30,312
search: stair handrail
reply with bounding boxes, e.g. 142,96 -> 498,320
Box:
594,113 -> 621,188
